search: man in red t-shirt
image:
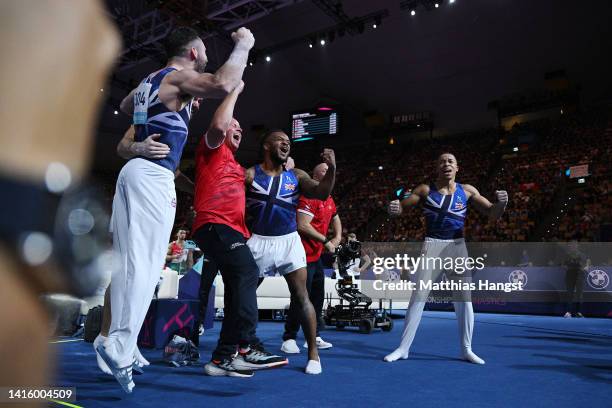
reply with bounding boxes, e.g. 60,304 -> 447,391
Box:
280,163 -> 342,354
191,82 -> 286,377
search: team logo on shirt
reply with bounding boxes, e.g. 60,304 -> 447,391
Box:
284,183 -> 296,191
455,196 -> 465,210
171,197 -> 177,208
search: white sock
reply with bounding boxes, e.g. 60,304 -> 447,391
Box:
383,348 -> 409,362
462,348 -> 485,365
305,359 -> 322,375
133,346 -> 150,366
94,335 -> 112,375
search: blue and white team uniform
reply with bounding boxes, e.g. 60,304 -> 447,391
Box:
103,67 -> 193,374
245,165 -> 307,277
386,182 -> 483,364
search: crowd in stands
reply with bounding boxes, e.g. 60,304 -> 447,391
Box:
92,106 -> 612,244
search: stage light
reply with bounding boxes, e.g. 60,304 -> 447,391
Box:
265,56 -> 271,62
411,10 -> 416,16
435,3 -> 439,7
320,39 -> 326,46
449,0 -> 455,3
378,165 -> 383,170
373,24 -> 377,29
249,61 -> 253,66
513,147 -> 519,152
113,110 -> 118,115
309,43 -> 313,48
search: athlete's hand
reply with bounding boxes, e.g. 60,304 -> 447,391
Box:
320,148 -> 336,169
284,156 -> 295,170
330,237 -> 341,247
495,190 -> 509,206
324,240 -> 336,253
132,134 -> 170,159
231,27 -> 255,49
388,199 -> 403,217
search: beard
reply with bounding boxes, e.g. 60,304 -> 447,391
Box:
194,59 -> 207,73
270,151 -> 287,166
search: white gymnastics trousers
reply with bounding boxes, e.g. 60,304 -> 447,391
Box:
395,237 -> 475,355
106,158 -> 176,368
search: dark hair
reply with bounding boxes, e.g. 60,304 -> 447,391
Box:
164,26 -> 201,59
259,128 -> 287,153
436,152 -> 457,162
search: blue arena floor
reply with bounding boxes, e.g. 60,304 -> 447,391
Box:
51,312 -> 612,408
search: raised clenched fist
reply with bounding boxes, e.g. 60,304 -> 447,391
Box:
320,148 -> 336,168
495,190 -> 508,206
388,199 -> 402,217
231,27 -> 255,49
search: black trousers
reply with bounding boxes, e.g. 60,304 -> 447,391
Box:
192,223 -> 259,361
565,268 -> 584,314
282,259 -> 325,341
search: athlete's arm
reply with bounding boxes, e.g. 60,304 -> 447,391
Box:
297,211 -> 334,253
464,184 -> 508,221
205,81 -> 244,149
165,28 -> 254,99
174,170 -> 194,195
388,184 -> 428,217
116,126 -> 170,160
294,149 -> 336,200
120,89 -> 136,115
245,166 -> 255,187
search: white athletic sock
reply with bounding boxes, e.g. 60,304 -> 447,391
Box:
305,358 -> 322,375
383,348 -> 409,362
462,348 -> 485,365
94,335 -> 112,375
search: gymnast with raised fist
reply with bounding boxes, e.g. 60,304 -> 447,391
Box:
384,152 -> 508,365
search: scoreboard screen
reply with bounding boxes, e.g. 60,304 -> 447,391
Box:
291,107 -> 339,141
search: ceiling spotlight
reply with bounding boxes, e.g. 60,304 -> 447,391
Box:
265,56 -> 271,62
372,24 -> 377,29
113,110 -> 118,115
249,61 -> 253,66
449,0 -> 455,3
309,43 -> 313,48
435,2 -> 439,7
411,10 -> 416,16
320,39 -> 326,46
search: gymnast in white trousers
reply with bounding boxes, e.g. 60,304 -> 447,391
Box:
383,152 -> 508,364
96,25 -> 255,392
105,157 -> 176,365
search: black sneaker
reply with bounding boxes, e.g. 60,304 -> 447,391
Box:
232,346 -> 289,370
204,358 -> 254,377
